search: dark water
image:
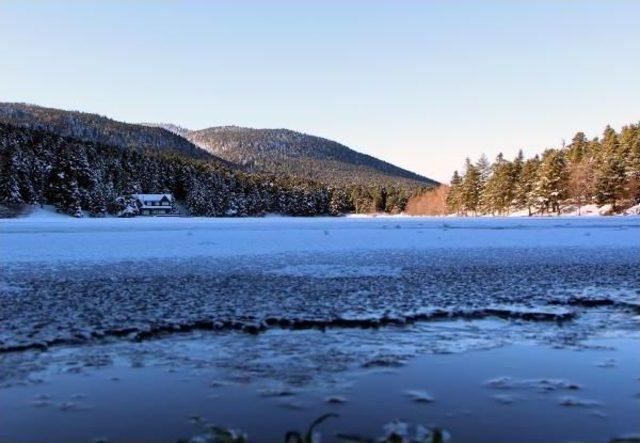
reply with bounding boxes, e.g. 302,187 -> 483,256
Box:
1,331 -> 638,443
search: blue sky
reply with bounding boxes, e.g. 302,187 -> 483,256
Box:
1,1 -> 639,182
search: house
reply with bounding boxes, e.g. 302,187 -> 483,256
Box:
132,193 -> 174,216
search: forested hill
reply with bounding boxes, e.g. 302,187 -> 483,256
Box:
0,103 -> 438,190
185,126 -> 438,188
0,103 -> 220,162
0,123 -> 425,217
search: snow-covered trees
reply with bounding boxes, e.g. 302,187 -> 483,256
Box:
458,158 -> 481,215
482,153 -> 515,215
535,149 -> 568,215
111,195 -> 139,217
185,126 -> 437,189
446,122 -> 640,215
445,170 -> 462,214
0,123 -> 421,217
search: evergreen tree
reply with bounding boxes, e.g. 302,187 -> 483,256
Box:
445,170 -> 462,214
328,187 -> 352,215
482,153 -> 514,215
0,145 -> 24,204
593,126 -> 626,210
460,158 -> 481,215
567,132 -> 588,163
595,151 -> 626,210
510,150 -> 524,200
515,156 -> 540,215
535,150 -> 568,215
620,123 -> 640,202
475,154 -> 490,212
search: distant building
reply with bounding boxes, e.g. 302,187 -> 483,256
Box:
132,193 -> 174,216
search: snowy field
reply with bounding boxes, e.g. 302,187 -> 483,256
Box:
1,216 -> 639,442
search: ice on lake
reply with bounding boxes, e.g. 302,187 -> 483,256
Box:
1,216 -> 639,442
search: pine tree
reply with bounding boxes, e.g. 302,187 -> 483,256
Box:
593,126 -> 626,210
567,132 -> 588,163
595,153 -> 626,210
87,182 -> 108,217
620,123 -> 640,203
475,154 -> 490,212
515,156 -> 540,215
482,153 -> 514,215
445,170 -> 462,214
535,149 -> 568,215
0,146 -> 24,204
460,158 -> 481,215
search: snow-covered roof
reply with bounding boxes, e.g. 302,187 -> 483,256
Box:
132,193 -> 173,202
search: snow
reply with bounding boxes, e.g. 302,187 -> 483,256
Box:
1,215 -> 638,264
507,204 -> 617,217
0,216 -> 640,262
23,205 -> 75,220
132,193 -> 173,201
507,208 -> 531,217
560,204 -> 613,216
624,203 -> 640,215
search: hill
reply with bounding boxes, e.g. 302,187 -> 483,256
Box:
0,123 -> 340,217
0,103 -> 438,216
0,104 -> 437,190
0,122 -> 423,217
0,103 -> 219,162
185,126 -> 438,188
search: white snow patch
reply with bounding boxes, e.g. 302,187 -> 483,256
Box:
24,205 -> 70,220
562,204 -> 613,216
507,204 -> 617,217
624,203 -> 640,215
486,304 -> 574,317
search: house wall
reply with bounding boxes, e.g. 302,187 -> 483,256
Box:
141,208 -> 171,216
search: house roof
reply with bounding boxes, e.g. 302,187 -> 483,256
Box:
132,193 -> 173,202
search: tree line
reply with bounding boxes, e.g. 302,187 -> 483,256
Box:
446,123 -> 640,215
0,123 -> 422,217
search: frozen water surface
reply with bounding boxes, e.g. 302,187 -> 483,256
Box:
0,216 -> 639,442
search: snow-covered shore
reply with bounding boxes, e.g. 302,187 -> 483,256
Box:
506,203 -> 640,217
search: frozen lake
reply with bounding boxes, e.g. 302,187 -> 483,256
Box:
1,216 -> 639,442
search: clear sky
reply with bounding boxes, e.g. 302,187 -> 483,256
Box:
1,1 -> 639,182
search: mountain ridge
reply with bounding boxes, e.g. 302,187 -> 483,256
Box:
0,102 -> 438,189
184,125 -> 438,187
0,103 -> 223,164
